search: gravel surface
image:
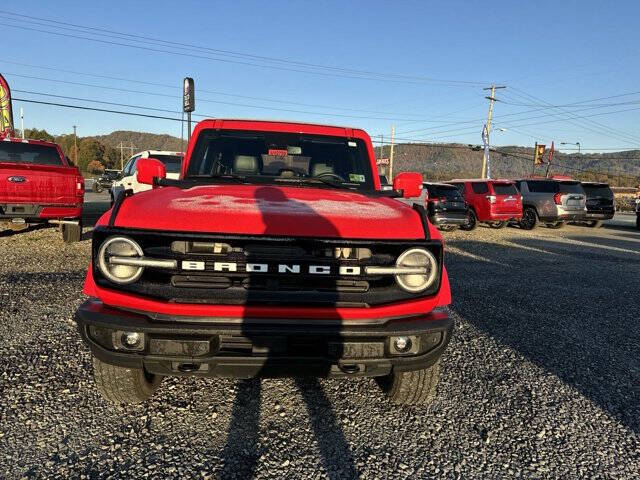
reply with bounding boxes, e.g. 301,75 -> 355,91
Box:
1,214 -> 639,479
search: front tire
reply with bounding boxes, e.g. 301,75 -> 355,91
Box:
376,361 -> 440,406
459,210 -> 477,231
92,356 -> 162,404
62,221 -> 82,243
520,207 -> 538,230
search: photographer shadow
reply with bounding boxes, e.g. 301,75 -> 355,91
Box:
219,186 -> 359,479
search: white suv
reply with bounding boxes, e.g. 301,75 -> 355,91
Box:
111,150 -> 183,195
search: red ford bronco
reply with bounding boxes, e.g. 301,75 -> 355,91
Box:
0,135 -> 84,242
75,119 -> 453,405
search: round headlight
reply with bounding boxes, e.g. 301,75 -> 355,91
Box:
395,248 -> 438,293
97,236 -> 144,284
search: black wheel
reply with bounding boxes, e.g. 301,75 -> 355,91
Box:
459,210 -> 477,231
376,361 -> 440,406
587,220 -> 603,228
520,207 -> 538,230
92,356 -> 162,404
546,221 -> 565,229
93,182 -> 103,193
489,221 -> 507,229
62,221 -> 82,243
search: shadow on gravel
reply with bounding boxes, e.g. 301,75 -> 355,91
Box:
563,235 -> 640,252
0,223 -> 48,238
220,378 -> 262,479
218,378 -> 358,480
446,238 -> 640,433
296,378 -> 358,480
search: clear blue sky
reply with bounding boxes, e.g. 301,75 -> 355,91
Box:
2,0 -> 639,152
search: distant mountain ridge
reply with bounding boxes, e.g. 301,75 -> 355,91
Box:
90,130 -> 185,152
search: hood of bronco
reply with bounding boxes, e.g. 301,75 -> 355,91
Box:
106,184 -> 428,239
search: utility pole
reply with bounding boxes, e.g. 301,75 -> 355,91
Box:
20,107 -> 24,139
481,85 -> 506,178
389,125 -> 395,180
73,125 -> 77,165
118,141 -> 136,169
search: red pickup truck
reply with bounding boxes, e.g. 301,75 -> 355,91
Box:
75,119 -> 453,406
0,136 -> 84,242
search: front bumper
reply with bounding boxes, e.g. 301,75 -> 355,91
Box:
75,299 -> 453,379
585,210 -> 614,220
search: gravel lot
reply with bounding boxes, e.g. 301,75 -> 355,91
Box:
1,206 -> 638,479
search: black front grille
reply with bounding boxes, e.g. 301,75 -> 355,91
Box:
92,227 -> 442,307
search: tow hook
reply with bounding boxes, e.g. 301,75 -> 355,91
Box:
339,363 -> 361,374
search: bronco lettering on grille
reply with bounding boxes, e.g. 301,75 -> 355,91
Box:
181,261 -> 361,275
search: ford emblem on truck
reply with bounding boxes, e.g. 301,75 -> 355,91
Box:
8,175 -> 26,183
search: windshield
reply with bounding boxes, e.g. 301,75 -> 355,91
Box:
427,184 -> 463,200
186,130 -> 375,190
559,182 -> 584,194
582,184 -> 613,198
492,183 -> 518,195
0,142 -> 63,166
154,154 -> 183,174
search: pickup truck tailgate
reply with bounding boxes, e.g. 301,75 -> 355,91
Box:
0,162 -> 80,204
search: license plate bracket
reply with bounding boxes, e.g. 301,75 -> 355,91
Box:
328,342 -> 384,359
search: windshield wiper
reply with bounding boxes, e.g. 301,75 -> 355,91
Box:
300,177 -> 356,190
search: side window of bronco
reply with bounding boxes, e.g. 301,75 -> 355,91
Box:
471,182 -> 489,194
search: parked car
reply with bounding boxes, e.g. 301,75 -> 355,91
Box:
75,119 -> 453,406
579,182 -> 614,227
379,174 -> 393,191
93,169 -> 120,193
111,150 -> 183,197
0,135 -> 84,242
420,182 -> 468,231
446,179 -> 522,231
514,178 -> 587,230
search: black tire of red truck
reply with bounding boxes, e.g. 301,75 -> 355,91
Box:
92,356 -> 162,404
376,361 -> 440,406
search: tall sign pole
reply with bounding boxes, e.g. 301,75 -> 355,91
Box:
183,77 -> 195,142
0,73 -> 15,137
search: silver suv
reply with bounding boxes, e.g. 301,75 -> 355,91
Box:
515,179 -> 587,230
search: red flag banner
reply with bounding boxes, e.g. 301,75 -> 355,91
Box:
0,73 -> 14,137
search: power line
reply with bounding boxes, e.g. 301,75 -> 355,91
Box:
4,73 -> 441,122
0,10 -> 492,85
0,14 -> 487,87
0,59 -> 433,117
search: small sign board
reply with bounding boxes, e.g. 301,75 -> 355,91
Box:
183,77 -> 195,112
377,158 -> 390,165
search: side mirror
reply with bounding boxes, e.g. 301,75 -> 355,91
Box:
393,172 -> 423,198
137,158 -> 166,186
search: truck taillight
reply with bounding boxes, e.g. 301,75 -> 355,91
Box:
553,193 -> 562,205
77,178 -> 85,192
486,195 -> 496,203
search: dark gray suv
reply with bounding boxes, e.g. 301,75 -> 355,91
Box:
515,179 -> 587,230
